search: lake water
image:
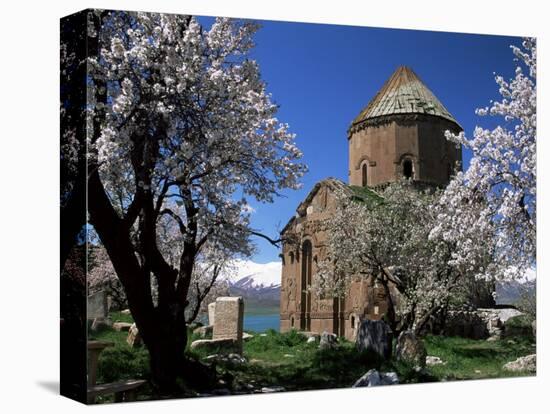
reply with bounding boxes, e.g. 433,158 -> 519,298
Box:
244,313 -> 279,332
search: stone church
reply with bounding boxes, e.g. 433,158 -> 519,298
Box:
279,66 -> 463,340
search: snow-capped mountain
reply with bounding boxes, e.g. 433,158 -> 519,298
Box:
228,260 -> 281,308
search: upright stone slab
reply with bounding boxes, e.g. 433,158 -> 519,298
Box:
356,319 -> 393,360
213,297 -> 244,354
208,302 -> 217,326
87,290 -> 108,319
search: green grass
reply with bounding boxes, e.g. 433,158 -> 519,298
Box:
423,334 -> 535,381
110,311 -> 135,324
90,313 -> 536,402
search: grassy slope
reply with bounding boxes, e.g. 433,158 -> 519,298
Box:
90,312 -> 535,401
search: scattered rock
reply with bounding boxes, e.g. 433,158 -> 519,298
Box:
353,369 -> 399,387
204,354 -> 219,362
319,331 -> 338,350
503,354 -> 536,373
283,354 -> 294,358
227,353 -> 247,365
474,369 -> 482,374
307,336 -> 317,344
190,338 -> 239,354
395,331 -> 427,368
126,323 -> 142,347
193,325 -> 213,338
298,331 -> 320,340
120,309 -> 131,315
261,386 -> 285,393
243,332 -> 254,341
356,319 -> 393,360
202,353 -> 246,365
426,356 -> 445,366
112,322 -> 132,332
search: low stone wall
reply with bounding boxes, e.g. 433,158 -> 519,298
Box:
442,307 -> 523,340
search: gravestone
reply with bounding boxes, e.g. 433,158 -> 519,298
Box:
127,323 -> 142,348
356,319 -> 393,360
88,290 -> 108,319
208,302 -> 216,326
213,297 -> 244,354
319,331 -> 338,350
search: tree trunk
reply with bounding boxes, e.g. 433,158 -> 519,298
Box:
146,316 -> 187,394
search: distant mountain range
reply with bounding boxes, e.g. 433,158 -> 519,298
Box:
495,279 -> 536,305
226,260 -> 534,312
228,274 -> 280,312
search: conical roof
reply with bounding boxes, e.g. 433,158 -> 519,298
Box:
350,66 -> 460,131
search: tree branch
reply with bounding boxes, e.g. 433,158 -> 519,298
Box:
159,208 -> 187,234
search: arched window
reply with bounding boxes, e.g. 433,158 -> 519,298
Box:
291,316 -> 295,327
289,252 -> 294,265
351,315 -> 355,329
361,163 -> 368,187
403,159 -> 413,179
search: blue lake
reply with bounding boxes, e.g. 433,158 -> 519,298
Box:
243,313 -> 279,332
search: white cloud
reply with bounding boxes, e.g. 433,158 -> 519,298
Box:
231,259 -> 282,287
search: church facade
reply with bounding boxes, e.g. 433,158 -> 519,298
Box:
279,66 -> 463,340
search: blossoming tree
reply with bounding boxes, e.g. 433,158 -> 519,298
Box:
315,182 -> 493,335
432,38 -> 536,283
85,11 -> 305,391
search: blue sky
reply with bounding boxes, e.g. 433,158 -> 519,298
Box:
200,16 -> 522,264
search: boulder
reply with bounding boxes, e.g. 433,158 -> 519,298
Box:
113,322 -> 132,332
356,319 -> 393,360
190,338 -> 239,354
503,354 -> 536,373
319,331 -> 338,350
126,323 -> 142,348
352,369 -> 399,387
395,331 -> 427,368
193,325 -> 213,338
